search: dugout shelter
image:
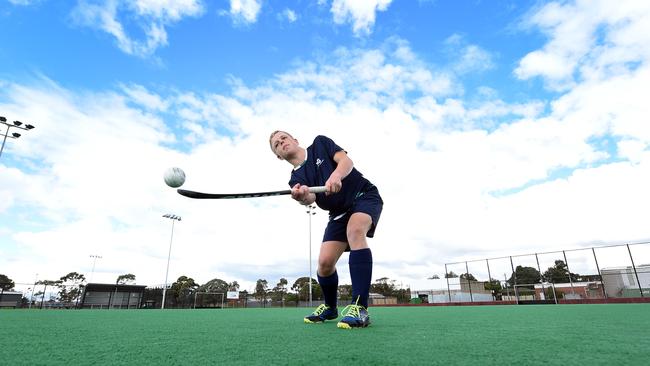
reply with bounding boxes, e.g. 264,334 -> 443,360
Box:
80,283 -> 146,309
0,290 -> 22,308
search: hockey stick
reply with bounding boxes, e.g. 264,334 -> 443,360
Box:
177,186 -> 327,199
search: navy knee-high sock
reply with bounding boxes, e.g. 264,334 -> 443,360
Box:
317,271 -> 338,309
349,248 -> 373,308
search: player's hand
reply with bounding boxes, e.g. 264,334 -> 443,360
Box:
291,183 -> 310,203
325,173 -> 342,195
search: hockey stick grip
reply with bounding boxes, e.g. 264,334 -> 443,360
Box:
308,186 -> 327,194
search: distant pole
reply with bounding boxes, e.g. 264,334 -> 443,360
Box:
592,247 -> 607,299
29,273 -> 38,309
162,214 -> 181,309
510,256 -> 519,304
535,253 -> 545,300
465,261 -> 473,302
89,255 -> 102,283
445,264 -> 451,302
562,251 -> 575,295
306,204 -> 316,307
627,244 -> 644,297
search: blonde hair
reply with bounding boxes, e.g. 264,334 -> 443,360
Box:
269,130 -> 294,152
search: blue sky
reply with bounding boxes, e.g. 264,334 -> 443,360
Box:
1,1 -> 543,98
1,0 -> 649,293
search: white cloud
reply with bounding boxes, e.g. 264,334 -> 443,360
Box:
228,0 -> 262,24
70,0 -> 205,57
330,0 -> 392,36
280,8 -> 297,23
515,0 -> 650,90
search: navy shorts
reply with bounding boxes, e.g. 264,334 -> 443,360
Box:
322,186 -> 383,249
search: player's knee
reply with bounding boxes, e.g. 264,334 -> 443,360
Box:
346,224 -> 368,244
318,257 -> 337,274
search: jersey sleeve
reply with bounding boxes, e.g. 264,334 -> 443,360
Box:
315,135 -> 345,158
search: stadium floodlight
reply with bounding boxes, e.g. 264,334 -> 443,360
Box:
89,255 -> 102,283
162,213 -> 181,309
0,115 -> 36,159
306,204 -> 317,307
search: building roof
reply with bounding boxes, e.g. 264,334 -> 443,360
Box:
84,283 -> 147,292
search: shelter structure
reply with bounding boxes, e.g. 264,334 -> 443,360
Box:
79,283 -> 146,309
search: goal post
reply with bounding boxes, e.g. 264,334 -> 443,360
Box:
193,292 -> 225,309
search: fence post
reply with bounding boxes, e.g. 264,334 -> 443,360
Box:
592,247 -> 607,299
486,259 -> 494,301
465,261 -> 473,302
562,251 -> 575,295
510,256 -> 519,304
627,244 -> 644,297
445,263 -> 452,302
535,253 -> 545,300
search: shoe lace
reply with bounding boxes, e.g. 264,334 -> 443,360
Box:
312,304 -> 329,315
340,296 -> 363,318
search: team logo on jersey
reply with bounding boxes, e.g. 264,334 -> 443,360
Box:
316,158 -> 323,167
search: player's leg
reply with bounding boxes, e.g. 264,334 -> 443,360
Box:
337,213 -> 374,329
304,241 -> 346,323
347,212 -> 373,307
338,188 -> 382,329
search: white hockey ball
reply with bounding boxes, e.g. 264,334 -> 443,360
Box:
164,167 -> 186,188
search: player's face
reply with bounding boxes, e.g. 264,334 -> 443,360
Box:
271,132 -> 298,158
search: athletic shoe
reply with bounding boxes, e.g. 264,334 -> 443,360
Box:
304,304 -> 338,323
336,302 -> 370,329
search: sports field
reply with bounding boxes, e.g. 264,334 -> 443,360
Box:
2,304 -> 649,365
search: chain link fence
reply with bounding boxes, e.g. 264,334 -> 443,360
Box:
412,241 -> 650,304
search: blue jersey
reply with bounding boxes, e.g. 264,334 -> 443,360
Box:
289,135 -> 373,215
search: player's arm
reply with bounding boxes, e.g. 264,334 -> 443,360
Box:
325,151 -> 353,194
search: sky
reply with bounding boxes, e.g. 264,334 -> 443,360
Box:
1,0 -> 649,293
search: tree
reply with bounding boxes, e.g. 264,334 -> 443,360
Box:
171,276 -> 199,307
371,277 -> 396,296
460,273 -> 477,281
197,278 -> 230,308
543,260 -> 579,283
338,284 -> 352,302
116,273 -> 136,285
271,278 -> 288,304
507,266 -> 541,289
58,272 -> 85,305
198,278 -> 229,293
445,271 -> 459,278
254,279 -> 269,305
229,281 -> 240,291
36,279 -> 61,307
427,274 -> 440,280
0,274 -> 15,291
484,278 -> 503,299
291,277 -> 321,301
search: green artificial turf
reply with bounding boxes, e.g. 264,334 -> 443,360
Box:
1,304 -> 649,365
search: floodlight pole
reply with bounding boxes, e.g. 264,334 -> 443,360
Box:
0,116 -> 36,159
162,214 -> 181,309
89,255 -> 102,283
306,204 -> 316,307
